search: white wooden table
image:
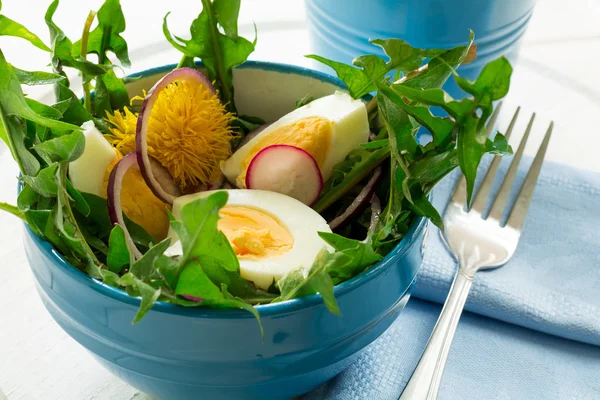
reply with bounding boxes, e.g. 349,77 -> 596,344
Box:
1,0 -> 599,399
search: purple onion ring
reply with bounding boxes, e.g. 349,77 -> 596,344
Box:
136,68 -> 215,204
329,166 -> 383,230
107,152 -> 144,260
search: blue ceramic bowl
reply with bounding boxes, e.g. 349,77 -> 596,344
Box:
306,0 -> 536,99
22,62 -> 429,400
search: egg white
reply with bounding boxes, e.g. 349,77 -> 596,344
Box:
221,91 -> 369,185
167,189 -> 332,290
69,121 -> 116,197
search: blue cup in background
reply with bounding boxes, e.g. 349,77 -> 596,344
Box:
305,0 -> 536,98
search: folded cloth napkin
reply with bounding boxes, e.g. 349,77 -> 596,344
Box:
305,299 -> 600,400
305,158 -> 600,399
415,158 -> 600,346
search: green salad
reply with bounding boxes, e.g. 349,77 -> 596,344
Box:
0,0 -> 512,330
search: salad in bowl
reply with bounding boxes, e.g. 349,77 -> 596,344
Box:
0,0 -> 513,398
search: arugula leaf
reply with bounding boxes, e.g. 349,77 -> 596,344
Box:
54,162 -> 102,277
79,193 -> 154,249
33,130 -> 84,164
454,56 -> 512,100
107,225 -> 130,273
66,179 -> 90,216
12,67 -> 65,86
277,249 -> 348,315
0,12 -> 51,52
99,269 -> 120,287
380,56 -> 513,203
155,254 -> 179,290
72,0 -> 131,66
118,272 -> 162,323
173,192 -> 238,273
45,0 -> 109,78
295,94 -> 315,108
0,51 -> 81,133
94,70 -> 129,116
175,262 -> 223,300
306,54 -> 387,99
402,31 -> 474,90
53,83 -> 93,125
318,232 -> 382,284
129,239 -> 172,281
314,145 -> 389,213
22,163 -> 59,197
486,133 -> 512,155
409,150 -> 458,185
213,0 -> 240,37
163,0 -> 255,110
361,139 -> 389,150
17,184 -> 39,212
371,39 -> 444,72
0,111 -> 40,176
307,38 -> 446,99
25,98 -> 63,120
407,186 -> 443,230
24,209 -> 52,236
377,93 -> 419,158
112,238 -> 185,323
71,0 -> 131,116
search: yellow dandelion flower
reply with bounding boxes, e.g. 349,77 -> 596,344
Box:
104,80 -> 236,191
104,106 -> 138,154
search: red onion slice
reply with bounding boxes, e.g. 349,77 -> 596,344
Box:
329,166 -> 383,230
148,156 -> 181,197
136,68 -> 215,204
235,123 -> 271,150
107,152 -> 144,260
181,295 -> 203,302
369,194 -> 382,234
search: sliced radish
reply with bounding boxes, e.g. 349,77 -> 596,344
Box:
107,152 -> 144,260
136,68 -> 215,204
329,166 -> 383,230
369,194 -> 382,233
245,144 -> 323,206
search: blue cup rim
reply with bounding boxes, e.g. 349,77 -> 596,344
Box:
25,60 -> 428,319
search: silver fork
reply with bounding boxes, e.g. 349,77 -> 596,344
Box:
399,105 -> 554,400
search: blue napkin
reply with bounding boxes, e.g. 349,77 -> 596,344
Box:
305,299 -> 600,400
415,159 -> 600,346
305,158 -> 600,399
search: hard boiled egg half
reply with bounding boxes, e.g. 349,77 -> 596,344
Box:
168,189 -> 332,290
221,91 -> 369,188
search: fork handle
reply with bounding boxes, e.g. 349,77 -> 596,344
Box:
399,269 -> 474,400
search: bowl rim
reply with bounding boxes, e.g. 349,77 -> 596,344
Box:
25,60 -> 428,319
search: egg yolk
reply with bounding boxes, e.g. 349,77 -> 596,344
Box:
102,152 -> 171,242
217,206 -> 294,259
237,116 -> 332,187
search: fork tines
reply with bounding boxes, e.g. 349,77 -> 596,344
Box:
451,104 -> 553,230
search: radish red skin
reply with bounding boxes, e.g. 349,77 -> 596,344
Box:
245,144 -> 323,206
